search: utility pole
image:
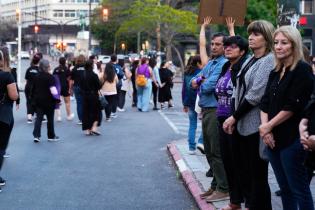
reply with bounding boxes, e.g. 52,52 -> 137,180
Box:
34,0 -> 38,50
17,0 -> 22,88
88,0 -> 92,55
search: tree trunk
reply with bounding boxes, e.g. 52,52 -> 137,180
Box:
166,43 -> 172,61
171,44 -> 184,77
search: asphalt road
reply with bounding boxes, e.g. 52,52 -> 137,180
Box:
0,83 -> 198,210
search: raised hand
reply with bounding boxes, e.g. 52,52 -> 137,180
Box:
202,16 -> 212,27
225,17 -> 235,36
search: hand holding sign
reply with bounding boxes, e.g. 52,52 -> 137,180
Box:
198,0 -> 247,26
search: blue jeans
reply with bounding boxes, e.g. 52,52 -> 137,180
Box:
188,107 -> 203,151
137,80 -> 152,112
73,86 -> 83,121
267,139 -> 314,210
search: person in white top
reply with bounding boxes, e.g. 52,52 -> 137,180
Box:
149,58 -> 162,110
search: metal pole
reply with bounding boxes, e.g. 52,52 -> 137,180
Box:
17,0 -> 22,88
35,0 -> 38,50
88,0 -> 92,55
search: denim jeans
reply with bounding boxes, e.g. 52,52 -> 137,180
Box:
187,107 -> 203,151
73,86 -> 82,121
267,139 -> 314,210
137,80 -> 152,112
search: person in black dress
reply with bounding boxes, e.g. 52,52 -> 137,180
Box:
24,54 -> 41,123
80,60 -> 102,135
158,61 -> 174,109
32,59 -> 60,142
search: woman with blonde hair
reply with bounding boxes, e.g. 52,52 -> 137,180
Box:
260,25 -> 314,210
0,47 -> 19,192
223,20 -> 275,210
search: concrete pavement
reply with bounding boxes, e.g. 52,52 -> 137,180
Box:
167,139 -> 315,210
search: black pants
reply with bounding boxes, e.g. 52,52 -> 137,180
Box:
118,90 -> 127,109
105,94 -> 117,119
217,117 -> 243,205
33,106 -> 55,139
0,121 -> 14,171
25,85 -> 34,115
152,82 -> 158,108
234,131 -> 271,210
132,79 -> 137,106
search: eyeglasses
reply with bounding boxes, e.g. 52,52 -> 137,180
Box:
224,44 -> 239,50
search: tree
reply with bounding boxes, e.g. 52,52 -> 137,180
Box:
117,0 -> 198,70
0,21 -> 17,44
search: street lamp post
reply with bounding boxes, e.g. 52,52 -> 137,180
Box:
17,2 -> 22,88
88,0 -> 92,55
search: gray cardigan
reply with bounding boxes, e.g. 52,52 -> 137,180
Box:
233,53 -> 275,136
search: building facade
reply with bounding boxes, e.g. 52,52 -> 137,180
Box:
0,0 -> 100,54
300,0 -> 315,56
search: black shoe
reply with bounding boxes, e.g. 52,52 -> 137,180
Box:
206,168 -> 213,177
153,107 -> 159,111
138,108 -> 142,112
275,189 -> 282,196
34,137 -> 41,143
0,177 -> 6,186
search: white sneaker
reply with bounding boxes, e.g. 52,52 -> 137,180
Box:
48,136 -> 60,142
34,137 -> 40,143
77,121 -> 82,125
117,108 -> 125,112
111,113 -> 118,118
197,143 -> 205,154
57,116 -> 62,122
67,113 -> 75,121
188,150 -> 196,155
105,118 -> 112,122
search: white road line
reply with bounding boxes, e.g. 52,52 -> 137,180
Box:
158,110 -> 180,134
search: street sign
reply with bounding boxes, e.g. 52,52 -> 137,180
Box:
198,0 -> 247,26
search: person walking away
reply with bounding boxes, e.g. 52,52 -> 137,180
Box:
260,25 -> 314,210
70,55 -> 86,125
99,63 -> 118,122
158,61 -> 174,109
0,47 -> 19,192
119,62 -> 132,111
24,54 -> 41,123
80,60 -> 102,135
32,59 -> 60,143
216,35 -> 249,210
110,55 -> 124,118
136,57 -> 153,112
223,20 -> 275,210
53,57 -> 74,121
130,59 -> 139,107
182,55 -> 204,155
191,17 -> 229,202
150,58 -> 162,110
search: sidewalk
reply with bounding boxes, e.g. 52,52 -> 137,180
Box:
167,139 -> 315,210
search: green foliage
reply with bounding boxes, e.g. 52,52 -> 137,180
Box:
214,0 -> 277,37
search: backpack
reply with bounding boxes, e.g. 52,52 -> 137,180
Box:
136,74 -> 147,87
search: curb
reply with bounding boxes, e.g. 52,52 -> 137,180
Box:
167,143 -> 215,210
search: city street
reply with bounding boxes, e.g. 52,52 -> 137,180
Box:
0,83 -> 198,210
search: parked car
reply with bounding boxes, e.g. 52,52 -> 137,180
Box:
20,51 -> 30,59
98,55 -> 111,64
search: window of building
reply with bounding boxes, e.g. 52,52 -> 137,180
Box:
65,10 -> 76,18
53,10 -> 63,17
65,0 -> 75,3
301,0 -> 314,14
76,0 -> 87,3
77,10 -> 88,17
90,0 -> 99,2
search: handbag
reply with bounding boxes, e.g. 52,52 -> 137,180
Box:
99,91 -> 108,110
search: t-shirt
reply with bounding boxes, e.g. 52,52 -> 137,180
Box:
0,70 -> 15,106
32,72 -> 56,108
71,64 -> 85,86
53,65 -> 71,91
215,69 -> 233,117
24,65 -> 39,88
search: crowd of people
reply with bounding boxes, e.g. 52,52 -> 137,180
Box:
181,17 -> 315,210
0,48 -> 177,192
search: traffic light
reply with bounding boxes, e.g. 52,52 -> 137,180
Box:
34,25 -> 39,34
102,8 -> 108,22
16,8 -> 20,23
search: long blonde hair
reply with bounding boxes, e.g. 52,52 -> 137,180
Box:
273,25 -> 304,71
